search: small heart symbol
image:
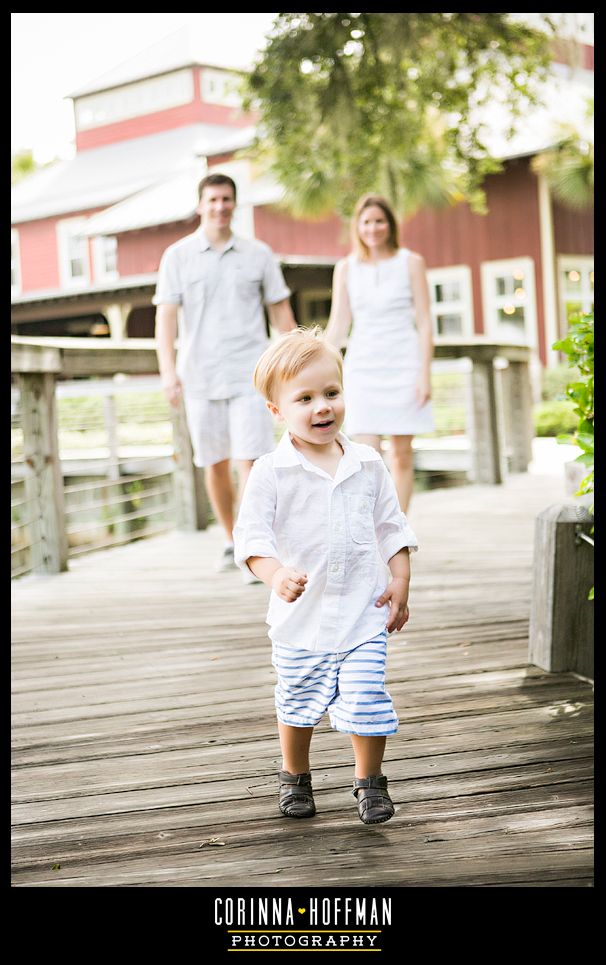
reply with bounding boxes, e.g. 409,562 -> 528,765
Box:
298,908 -> 306,914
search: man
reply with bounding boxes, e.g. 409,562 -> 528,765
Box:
154,172 -> 297,573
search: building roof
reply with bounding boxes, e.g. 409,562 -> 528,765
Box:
80,68 -> 593,238
68,25 -> 251,98
81,166 -> 284,236
481,64 -> 593,161
12,53 -> 592,232
11,123 -> 254,224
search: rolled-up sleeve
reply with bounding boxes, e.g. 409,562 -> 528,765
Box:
152,248 -> 183,306
373,460 -> 418,564
261,248 -> 291,306
233,457 -> 279,572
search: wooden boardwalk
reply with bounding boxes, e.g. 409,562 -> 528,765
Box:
11,471 -> 593,887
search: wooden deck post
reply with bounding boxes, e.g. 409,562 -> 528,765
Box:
502,360 -> 534,473
105,303 -> 132,341
18,372 -> 68,574
169,401 -> 209,530
468,358 -> 506,484
529,504 -> 594,679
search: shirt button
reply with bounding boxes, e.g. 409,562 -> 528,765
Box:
360,501 -> 369,511
331,563 -> 340,573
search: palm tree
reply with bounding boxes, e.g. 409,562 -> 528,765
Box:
532,101 -> 594,209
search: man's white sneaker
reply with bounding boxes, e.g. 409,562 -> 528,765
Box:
217,546 -> 237,572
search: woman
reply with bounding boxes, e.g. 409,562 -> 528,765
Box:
325,193 -> 434,512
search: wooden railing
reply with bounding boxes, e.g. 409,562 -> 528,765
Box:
11,337 -> 209,576
11,335 -> 534,576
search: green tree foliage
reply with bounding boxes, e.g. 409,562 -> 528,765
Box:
243,13 -> 554,218
11,149 -> 37,185
532,119 -> 594,210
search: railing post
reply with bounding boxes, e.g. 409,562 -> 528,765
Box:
529,504 -> 594,678
18,372 -> 68,573
468,356 -> 506,484
502,359 -> 534,473
169,401 -> 209,530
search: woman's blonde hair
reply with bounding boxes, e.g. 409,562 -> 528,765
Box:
253,326 -> 343,403
351,193 -> 399,261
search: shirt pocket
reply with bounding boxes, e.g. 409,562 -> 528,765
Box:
344,494 -> 376,544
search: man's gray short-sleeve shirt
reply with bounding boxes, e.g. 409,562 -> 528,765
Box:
153,228 -> 291,399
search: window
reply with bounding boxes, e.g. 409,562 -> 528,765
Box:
200,68 -> 242,107
57,218 -> 90,289
481,257 -> 537,345
93,235 -> 118,282
426,265 -> 473,338
11,229 -> 21,295
558,256 -> 593,328
298,290 -> 333,329
75,70 -> 194,130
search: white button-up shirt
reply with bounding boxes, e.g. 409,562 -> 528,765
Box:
153,228 -> 291,399
233,431 -> 418,652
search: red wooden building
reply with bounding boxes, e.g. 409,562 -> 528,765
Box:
11,23 -> 593,381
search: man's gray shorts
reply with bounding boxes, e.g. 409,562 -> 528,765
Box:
184,393 -> 275,467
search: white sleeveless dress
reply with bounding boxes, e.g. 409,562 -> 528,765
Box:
343,249 -> 435,436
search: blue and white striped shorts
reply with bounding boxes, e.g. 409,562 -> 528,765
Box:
271,631 -> 398,736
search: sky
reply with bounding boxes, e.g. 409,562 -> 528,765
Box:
11,12 -> 278,163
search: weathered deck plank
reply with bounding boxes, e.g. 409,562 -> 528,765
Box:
11,472 -> 593,887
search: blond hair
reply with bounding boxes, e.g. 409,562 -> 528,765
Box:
254,326 -> 343,403
351,193 -> 399,261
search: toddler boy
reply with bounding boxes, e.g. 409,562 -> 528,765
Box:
233,327 -> 417,824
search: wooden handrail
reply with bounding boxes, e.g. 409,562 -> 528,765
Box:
11,335 -> 530,376
11,337 -> 159,377
11,334 -> 535,575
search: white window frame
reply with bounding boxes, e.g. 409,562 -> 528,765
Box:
93,235 -> 119,283
57,217 -> 90,289
200,67 -> 242,107
75,69 -> 194,130
298,289 -> 333,328
426,265 -> 474,340
11,228 -> 21,295
481,257 -> 537,346
557,255 -> 594,328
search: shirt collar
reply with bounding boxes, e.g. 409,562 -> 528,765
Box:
273,430 -> 381,478
196,227 -> 238,252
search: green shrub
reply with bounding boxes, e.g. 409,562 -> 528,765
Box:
533,399 -> 578,437
540,363 -> 581,401
553,311 -> 594,600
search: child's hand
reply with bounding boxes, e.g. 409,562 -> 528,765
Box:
272,567 -> 308,603
375,577 -> 410,633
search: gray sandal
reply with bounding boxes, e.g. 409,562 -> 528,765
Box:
352,775 -> 394,824
279,770 -> 316,818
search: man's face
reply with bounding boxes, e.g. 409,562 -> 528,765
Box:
197,183 -> 236,230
